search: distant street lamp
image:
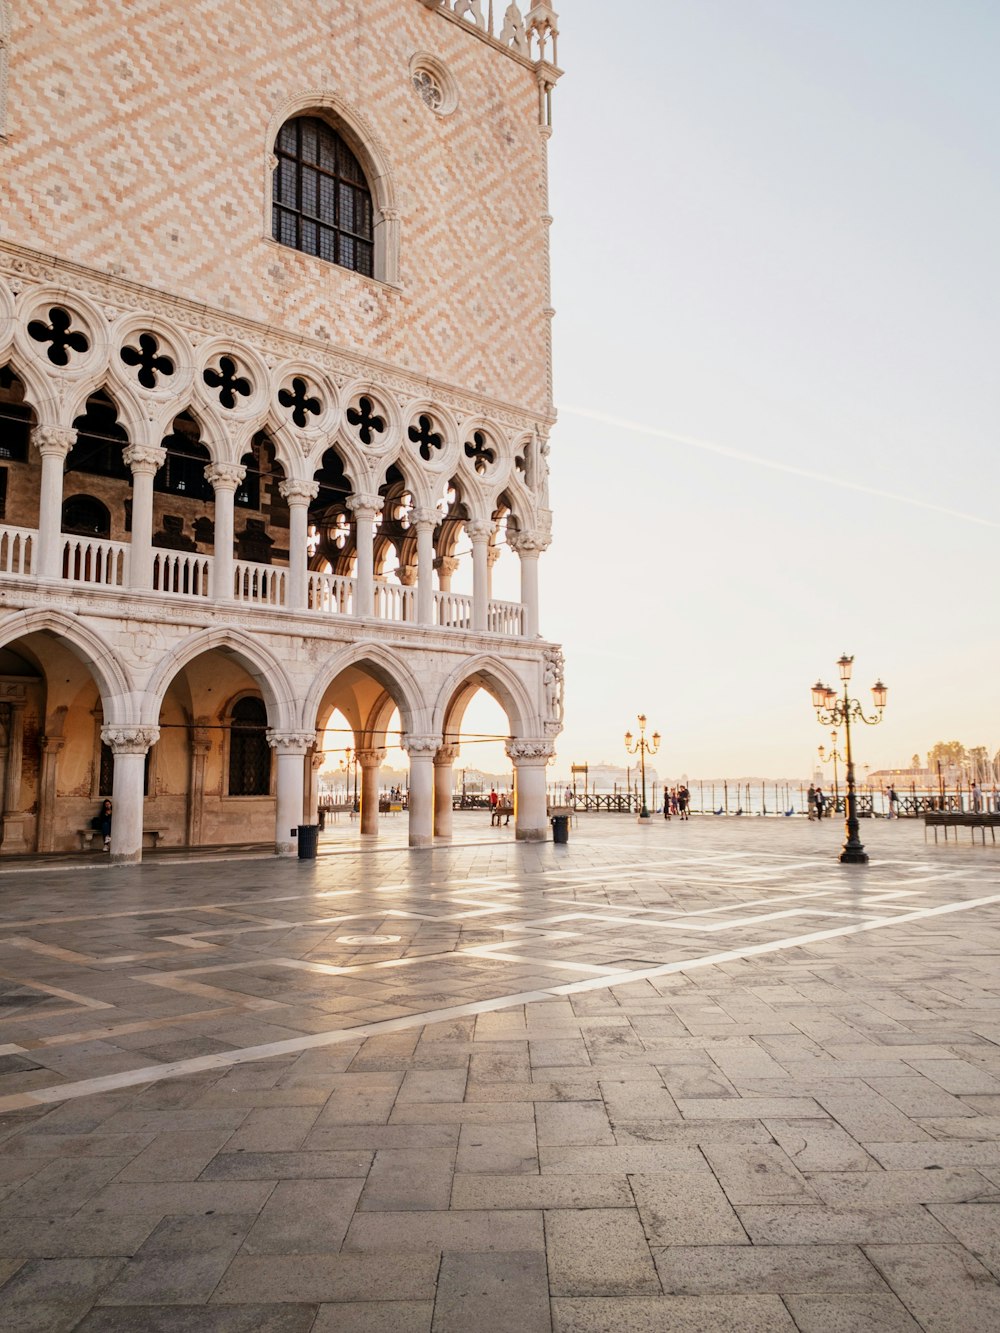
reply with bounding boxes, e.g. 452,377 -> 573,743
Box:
340,748 -> 359,810
817,729 -> 845,812
625,714 -> 660,822
811,655 -> 888,864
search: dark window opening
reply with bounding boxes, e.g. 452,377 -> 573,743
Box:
272,117 -> 374,277
0,367 -> 33,464
99,743 -> 151,797
67,391 -> 130,479
156,413 -> 213,501
62,494 -> 111,537
228,696 -> 271,797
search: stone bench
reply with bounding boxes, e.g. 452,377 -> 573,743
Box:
77,828 -> 163,851
923,812 -> 1000,844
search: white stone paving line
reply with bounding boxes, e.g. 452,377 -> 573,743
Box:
3,886 -> 1000,1114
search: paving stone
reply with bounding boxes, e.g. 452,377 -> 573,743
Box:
806,1168 -> 994,1207
539,1145 -> 705,1174
80,1181 -> 275,1215
551,1294 -> 797,1331
432,1251 -> 549,1332
200,1150 -> 373,1180
675,1097 -> 827,1119
98,1213 -> 254,1305
0,1257 -> 127,1307
535,1100 -> 615,1146
211,1254 -> 439,1304
782,1292 -> 922,1332
657,1063 -> 739,1099
652,1244 -> 888,1294
343,1210 -> 545,1255
864,1243 -> 1000,1332
0,1214 -> 160,1258
763,1117 -> 877,1172
928,1203 -> 1000,1279
241,1179 -> 365,1254
75,1307 -> 319,1332
545,1208 -> 660,1296
450,1172 -> 633,1210
455,1122 -> 537,1174
629,1171 -> 748,1245
736,1203 -> 954,1244
359,1149 -> 455,1211
311,1301 -> 432,1331
702,1143 -> 816,1204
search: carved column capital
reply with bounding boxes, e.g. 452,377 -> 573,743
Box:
347,492 -> 382,521
508,529 -> 551,555
310,749 -> 327,771
205,462 -> 247,491
434,744 -> 460,766
101,725 -> 160,754
40,735 -> 66,756
266,730 -> 317,754
123,445 -> 167,475
31,425 -> 76,458
466,519 -> 493,543
434,555 -> 460,578
279,479 -> 320,506
357,748 -> 387,768
190,727 -> 212,756
506,738 -> 555,765
402,734 -> 442,757
410,507 -> 439,529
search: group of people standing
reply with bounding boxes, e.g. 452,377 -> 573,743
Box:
663,786 -> 690,819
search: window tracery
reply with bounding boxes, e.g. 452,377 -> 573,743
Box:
272,117 -> 374,277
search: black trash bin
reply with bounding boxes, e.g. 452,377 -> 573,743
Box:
297,824 -> 319,860
551,814 -> 570,845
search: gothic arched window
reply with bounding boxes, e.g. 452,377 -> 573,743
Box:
228,696 -> 271,797
272,117 -> 374,277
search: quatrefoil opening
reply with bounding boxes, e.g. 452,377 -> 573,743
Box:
204,356 -> 252,409
347,395 -> 386,446
121,333 -> 175,389
464,429 -> 495,475
27,306 -> 90,367
408,413 -> 443,462
278,376 -> 322,428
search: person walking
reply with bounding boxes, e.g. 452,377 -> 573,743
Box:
807,784 -> 817,820
678,785 -> 690,820
489,787 -> 500,825
814,786 -> 826,821
887,785 -> 899,818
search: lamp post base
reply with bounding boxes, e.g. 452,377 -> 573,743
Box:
839,845 -> 869,864
637,806 -> 651,823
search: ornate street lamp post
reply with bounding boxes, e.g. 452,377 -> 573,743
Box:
625,714 -> 660,822
817,730 -> 844,812
811,655 -> 888,864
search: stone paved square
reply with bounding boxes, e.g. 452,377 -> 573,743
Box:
1,813 -> 999,1329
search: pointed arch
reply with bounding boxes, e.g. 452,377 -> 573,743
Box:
434,653 -> 540,741
304,639 -> 427,738
0,608 -> 135,722
144,627 -> 296,729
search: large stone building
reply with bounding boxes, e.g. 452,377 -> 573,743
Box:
0,0 -> 563,861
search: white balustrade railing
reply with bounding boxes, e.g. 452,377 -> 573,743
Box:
308,571 -> 354,615
435,590 -> 472,629
0,524 -> 36,576
234,559 -> 286,606
488,599 -> 525,636
374,580 -> 416,622
153,550 -> 212,598
61,535 -> 128,587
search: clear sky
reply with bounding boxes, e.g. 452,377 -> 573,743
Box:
525,0 -> 999,782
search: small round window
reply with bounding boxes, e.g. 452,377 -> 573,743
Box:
409,53 -> 458,117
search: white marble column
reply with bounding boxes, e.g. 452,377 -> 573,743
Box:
280,480 -> 319,611
205,462 -> 245,601
123,445 -> 167,590
413,509 -> 437,626
403,735 -> 440,849
267,730 -> 314,857
103,725 -> 159,864
509,530 -> 548,639
1,697 -> 27,852
507,739 -> 554,842
358,749 -> 385,838
348,492 -> 381,619
433,744 -> 458,840
468,520 -> 492,633
30,425 -> 75,579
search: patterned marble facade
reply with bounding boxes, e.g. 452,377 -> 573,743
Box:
0,0 -> 563,860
